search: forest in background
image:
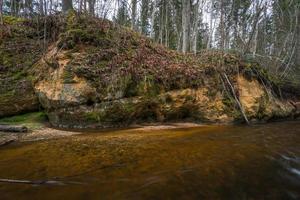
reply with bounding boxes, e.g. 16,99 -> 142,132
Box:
0,0 -> 299,86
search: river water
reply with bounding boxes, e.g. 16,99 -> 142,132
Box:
0,121 -> 299,199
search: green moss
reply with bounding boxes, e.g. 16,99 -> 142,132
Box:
104,103 -> 134,123
85,111 -> 103,123
0,112 -> 47,129
221,93 -> 242,120
123,78 -> 138,98
255,95 -> 270,120
58,28 -> 112,50
165,100 -> 203,121
134,99 -> 161,121
85,101 -> 136,124
63,66 -> 76,84
44,57 -> 59,69
3,15 -> 25,25
12,71 -> 26,80
136,76 -> 161,97
165,94 -> 173,103
0,90 -> 16,101
222,94 -> 235,109
206,89 -> 218,98
184,95 -> 195,102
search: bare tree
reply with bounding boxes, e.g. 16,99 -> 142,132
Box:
0,0 -> 3,25
150,0 -> 157,39
88,0 -> 96,15
62,0 -> 73,13
131,0 -> 137,30
206,0 -> 215,49
191,0 -> 205,54
182,0 -> 191,53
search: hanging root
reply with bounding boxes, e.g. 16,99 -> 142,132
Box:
222,73 -> 250,125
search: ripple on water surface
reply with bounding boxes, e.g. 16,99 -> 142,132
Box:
0,121 -> 299,199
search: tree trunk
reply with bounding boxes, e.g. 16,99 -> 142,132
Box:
182,0 -> 191,53
150,0 -> 157,39
39,0 -> 44,15
244,1 -> 263,55
131,0 -> 137,30
0,0 -> 3,25
220,0 -> 225,49
252,0 -> 261,56
84,0 -> 87,12
62,0 -> 73,13
207,0 -> 214,49
79,0 -> 83,12
158,3 -> 164,44
24,0 -> 33,17
192,0 -> 202,54
141,0 -> 149,35
164,0 -> 169,47
88,0 -> 95,16
253,21 -> 259,56
295,7 -> 300,68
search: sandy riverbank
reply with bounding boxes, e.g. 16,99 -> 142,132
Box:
0,122 -> 204,145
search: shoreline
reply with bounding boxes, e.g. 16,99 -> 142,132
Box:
0,122 -> 206,145
1,118 -> 299,146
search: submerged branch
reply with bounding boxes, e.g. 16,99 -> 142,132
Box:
0,178 -> 83,186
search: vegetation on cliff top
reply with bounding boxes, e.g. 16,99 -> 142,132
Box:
26,13 -> 281,98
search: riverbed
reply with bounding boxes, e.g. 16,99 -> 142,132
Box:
0,121 -> 299,199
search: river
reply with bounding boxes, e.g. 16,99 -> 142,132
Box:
0,121 -> 299,199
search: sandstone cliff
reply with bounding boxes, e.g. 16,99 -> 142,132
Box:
0,14 -> 299,128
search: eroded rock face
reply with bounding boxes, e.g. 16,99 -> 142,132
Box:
34,51 -> 296,129
0,17 -> 45,118
0,79 -> 39,118
36,66 -> 297,128
32,47 -> 298,128
237,76 -> 295,121
45,89 -> 233,129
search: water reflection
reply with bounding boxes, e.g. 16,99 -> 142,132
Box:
0,121 -> 299,199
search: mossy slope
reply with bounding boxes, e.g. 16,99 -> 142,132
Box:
0,16 -> 43,117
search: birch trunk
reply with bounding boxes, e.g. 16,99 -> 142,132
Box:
0,0 -> 3,25
182,0 -> 191,53
220,0 -> 225,49
207,0 -> 214,49
192,0 -> 202,54
165,1 -> 169,47
150,0 -> 157,39
39,0 -> 44,15
131,0 -> 137,30
88,0 -> 95,16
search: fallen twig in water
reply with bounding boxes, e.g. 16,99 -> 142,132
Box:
0,178 -> 83,186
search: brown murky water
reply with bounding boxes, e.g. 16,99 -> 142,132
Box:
0,121 -> 299,200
